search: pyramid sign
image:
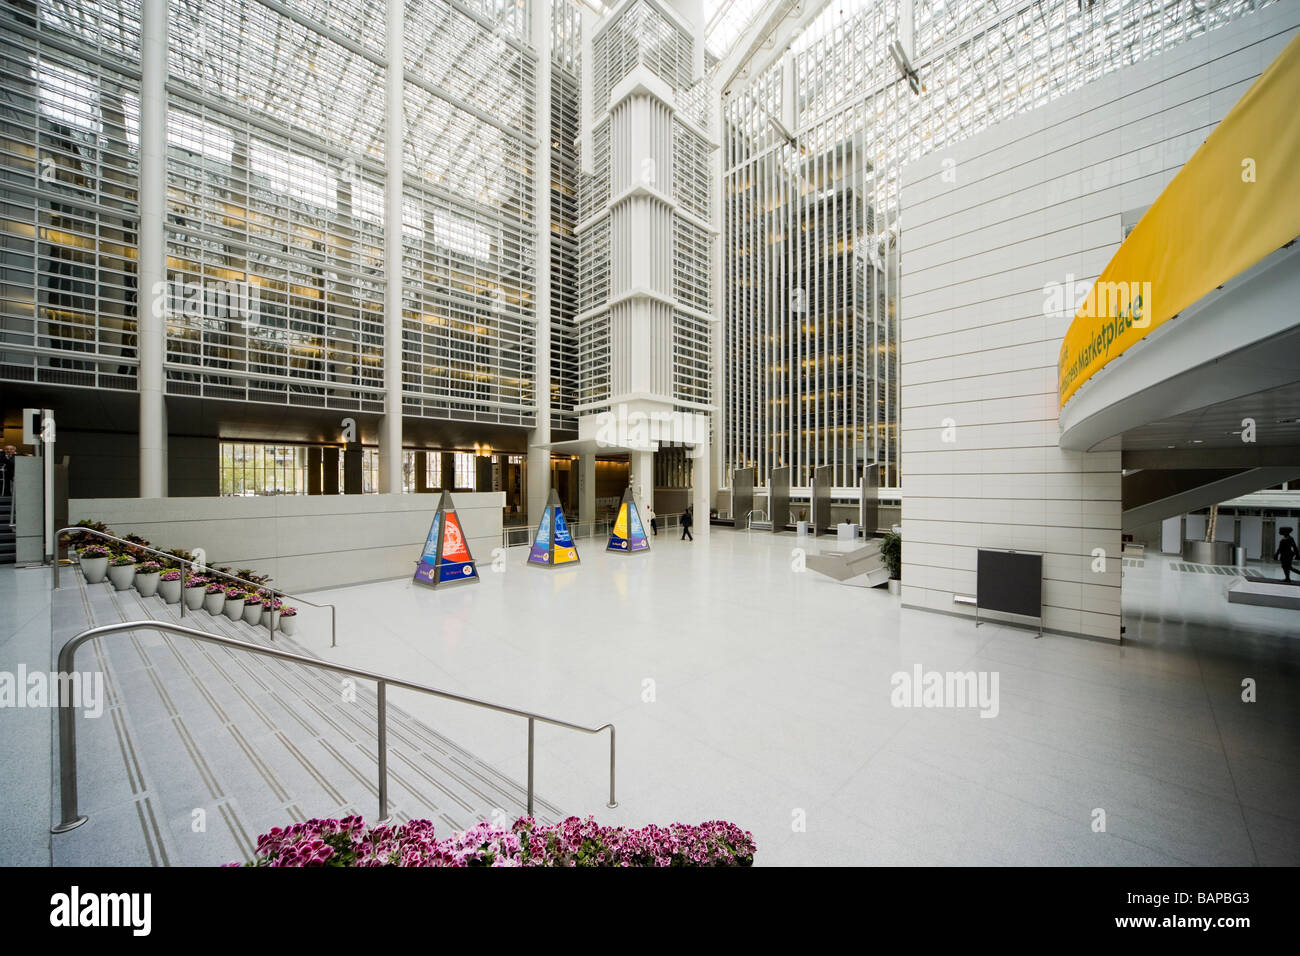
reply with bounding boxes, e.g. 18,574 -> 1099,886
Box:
528,488 -> 580,568
413,491 -> 479,588
606,486 -> 651,554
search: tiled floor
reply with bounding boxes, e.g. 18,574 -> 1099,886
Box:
3,530 -> 1297,866
287,531 -> 1299,866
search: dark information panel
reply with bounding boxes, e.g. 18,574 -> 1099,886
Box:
732,467 -> 755,529
976,549 -> 1043,619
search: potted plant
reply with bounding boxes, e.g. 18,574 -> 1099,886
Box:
158,568 -> 184,604
223,587 -> 247,621
123,533 -> 153,562
78,545 -> 111,584
107,552 -> 137,591
278,605 -> 298,636
184,574 -> 208,610
241,591 -> 264,625
203,581 -> 227,615
66,520 -> 110,552
134,561 -> 163,598
265,598 -> 283,631
880,531 -> 901,594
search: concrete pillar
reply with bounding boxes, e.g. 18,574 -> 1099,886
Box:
441,451 -> 455,490
691,442 -> 709,537
378,0 -> 404,493
631,449 -> 653,516
475,455 -> 492,492
580,453 -> 596,523
137,0 -> 167,498
526,0 -> 553,523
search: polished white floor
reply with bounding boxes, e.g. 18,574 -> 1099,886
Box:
283,531 -> 1300,866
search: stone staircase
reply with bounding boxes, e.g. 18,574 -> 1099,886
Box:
804,540 -> 892,587
50,570 -> 563,866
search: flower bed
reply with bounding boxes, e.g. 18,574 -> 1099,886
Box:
234,815 -> 756,867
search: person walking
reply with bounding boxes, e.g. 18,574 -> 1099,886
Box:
647,506 -> 657,536
1276,527 -> 1298,583
0,444 -> 16,498
680,505 -> 693,541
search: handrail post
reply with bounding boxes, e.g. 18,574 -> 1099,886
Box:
330,605 -> 337,649
607,726 -> 617,808
51,640 -> 87,833
377,680 -> 389,823
526,716 -> 534,819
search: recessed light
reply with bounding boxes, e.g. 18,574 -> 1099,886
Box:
1191,439 -> 1203,444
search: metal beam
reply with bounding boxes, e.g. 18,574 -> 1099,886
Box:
716,0 -> 832,99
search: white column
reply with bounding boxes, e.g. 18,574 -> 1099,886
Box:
691,441 -> 709,537
137,0 -> 167,498
378,0 -> 405,493
630,449 -> 653,517
708,79 -> 724,506
526,0 -> 553,523
581,452 -> 596,523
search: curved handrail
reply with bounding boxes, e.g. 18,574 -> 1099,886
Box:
51,620 -> 617,834
745,509 -> 768,530
51,527 -> 337,648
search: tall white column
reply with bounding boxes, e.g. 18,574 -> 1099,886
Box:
137,0 -> 167,498
630,449 -> 653,517
378,0 -> 405,493
526,0 -> 553,522
691,442 -> 709,537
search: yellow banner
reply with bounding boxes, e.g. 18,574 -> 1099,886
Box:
1058,31 -> 1300,409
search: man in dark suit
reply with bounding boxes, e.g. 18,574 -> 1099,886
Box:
1276,527 -> 1298,583
1,445 -> 16,497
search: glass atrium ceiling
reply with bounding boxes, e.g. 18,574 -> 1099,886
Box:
704,0 -> 769,61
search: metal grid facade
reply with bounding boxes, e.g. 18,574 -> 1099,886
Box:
1,1 -> 143,391
2,0 -> 544,428
549,0 -> 583,433
722,0 -> 1276,492
579,0 -> 713,417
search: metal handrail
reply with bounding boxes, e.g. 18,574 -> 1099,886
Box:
745,509 -> 768,530
52,527 -> 338,648
51,621 -> 617,834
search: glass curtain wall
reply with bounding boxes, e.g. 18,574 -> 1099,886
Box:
722,0 -> 1277,494
1,0 -> 542,426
